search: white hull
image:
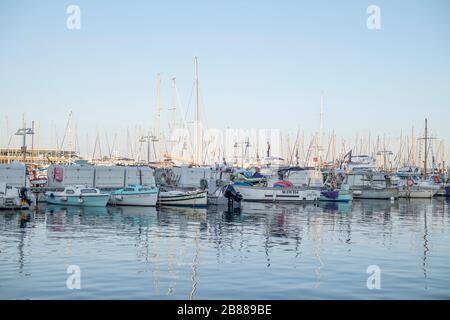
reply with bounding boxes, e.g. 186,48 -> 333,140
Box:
158,190 -> 208,207
0,197 -> 29,210
234,185 -> 320,202
352,187 -> 399,199
109,192 -> 158,206
399,188 -> 438,199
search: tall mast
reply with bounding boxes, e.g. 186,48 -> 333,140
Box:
31,120 -> 35,165
424,118 -> 428,177
412,126 -> 415,166
170,77 -> 177,134
319,93 -> 324,164
194,56 -> 201,165
156,73 -> 161,140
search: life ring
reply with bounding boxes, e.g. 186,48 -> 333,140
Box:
407,178 -> 415,187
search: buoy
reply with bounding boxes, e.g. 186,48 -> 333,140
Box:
407,178 -> 414,187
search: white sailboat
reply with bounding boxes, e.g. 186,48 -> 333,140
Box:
396,167 -> 439,198
396,119 -> 440,199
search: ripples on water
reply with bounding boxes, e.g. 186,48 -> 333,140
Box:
1,199 -> 450,299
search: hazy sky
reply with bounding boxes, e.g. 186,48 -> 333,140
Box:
1,0 -> 449,156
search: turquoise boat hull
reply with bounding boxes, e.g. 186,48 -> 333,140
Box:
45,195 -> 110,207
320,190 -> 352,202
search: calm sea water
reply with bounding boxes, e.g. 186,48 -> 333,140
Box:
1,199 -> 450,300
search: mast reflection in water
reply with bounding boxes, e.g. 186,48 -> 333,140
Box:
1,199 -> 450,299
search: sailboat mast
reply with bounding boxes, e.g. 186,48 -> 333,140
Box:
194,56 -> 201,165
318,93 -> 324,169
412,126 -> 415,166
424,118 -> 428,177
156,73 -> 161,140
171,77 -> 177,134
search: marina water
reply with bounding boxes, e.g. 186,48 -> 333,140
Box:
1,199 -> 450,299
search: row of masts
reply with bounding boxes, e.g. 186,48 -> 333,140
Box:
2,113 -> 447,174
0,58 -> 448,173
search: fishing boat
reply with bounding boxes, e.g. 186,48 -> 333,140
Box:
319,171 -> 352,202
44,185 -> 110,207
158,189 -> 208,208
109,185 -> 159,206
0,183 -> 33,210
320,188 -> 352,202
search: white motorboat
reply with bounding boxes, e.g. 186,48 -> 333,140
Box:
234,184 -> 320,202
45,185 -> 110,207
108,185 -> 159,206
233,167 -> 322,203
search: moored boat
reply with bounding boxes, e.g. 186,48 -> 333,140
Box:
398,186 -> 438,199
345,167 -> 399,200
0,183 -> 33,210
319,170 -> 352,202
44,185 -> 110,207
352,187 -> 399,199
232,166 -> 322,203
234,184 -> 320,202
158,189 -> 207,208
109,185 -> 159,206
395,167 -> 440,199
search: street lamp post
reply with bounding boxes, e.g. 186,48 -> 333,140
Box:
140,135 -> 157,164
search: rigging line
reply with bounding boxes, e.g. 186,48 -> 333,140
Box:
174,85 -> 187,129
288,127 -> 301,166
199,87 -> 209,130
183,81 -> 195,126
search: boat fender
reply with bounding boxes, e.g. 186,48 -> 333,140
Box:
61,196 -> 68,201
77,197 -> 84,203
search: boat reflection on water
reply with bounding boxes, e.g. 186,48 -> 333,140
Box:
2,198 -> 450,299
319,201 -> 352,213
157,206 -> 207,224
108,206 -> 158,227
45,204 -> 109,216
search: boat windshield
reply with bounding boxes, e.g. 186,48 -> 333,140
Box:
80,189 -> 98,194
123,188 -> 135,192
66,189 -> 75,195
139,188 -> 151,192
